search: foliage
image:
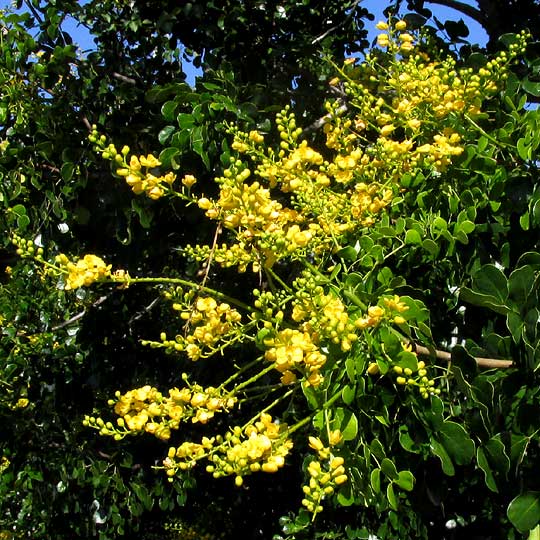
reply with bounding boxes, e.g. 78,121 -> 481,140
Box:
3,1 -> 540,539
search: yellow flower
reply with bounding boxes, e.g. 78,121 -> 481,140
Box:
139,154 -> 161,168
377,33 -> 390,48
182,174 -> 197,188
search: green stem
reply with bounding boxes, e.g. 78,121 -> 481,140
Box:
114,276 -> 253,312
218,357 -> 263,391
241,388 -> 295,431
233,362 -> 277,394
465,114 -> 513,149
265,267 -> 292,293
286,386 -> 344,437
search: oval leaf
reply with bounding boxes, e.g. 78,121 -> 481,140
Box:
508,492 -> 540,533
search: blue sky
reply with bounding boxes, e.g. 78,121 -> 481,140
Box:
1,0 -> 488,84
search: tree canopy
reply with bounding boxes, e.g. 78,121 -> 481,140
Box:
2,1 -> 540,539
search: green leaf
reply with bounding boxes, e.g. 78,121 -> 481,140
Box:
484,435 -> 511,475
477,447 -> 498,493
159,147 -> 181,169
177,113 -> 195,129
523,79 -> 540,97
521,212 -> 531,231
341,384 -> 356,406
334,408 -> 358,441
398,426 -> 421,453
397,350 -> 418,372
370,468 -> 381,494
11,203 -> 26,216
473,264 -> 509,301
507,311 -> 524,344
381,458 -> 398,481
369,438 -> 386,460
405,229 -> 422,245
422,239 -> 439,257
458,220 -> 475,234
386,483 -> 398,510
460,288 -> 511,315
337,246 -> 358,261
302,383 -> 320,410
430,439 -> 455,476
509,265 -> 536,307
395,470 -> 415,491
61,162 -> 75,181
438,421 -> 475,465
161,100 -> 178,121
528,525 -> 540,540
158,125 -> 176,145
508,492 -> 540,533
518,137 -> 532,161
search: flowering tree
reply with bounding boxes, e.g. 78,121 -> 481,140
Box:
3,2 -> 540,540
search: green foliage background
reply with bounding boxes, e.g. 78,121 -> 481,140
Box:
2,1 -> 540,539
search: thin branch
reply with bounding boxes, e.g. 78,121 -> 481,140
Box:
81,115 -> 92,132
128,295 -> 160,326
112,72 -> 136,85
51,294 -> 110,331
425,0 -> 485,27
415,344 -> 513,369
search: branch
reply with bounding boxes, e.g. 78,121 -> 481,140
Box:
425,0 -> 485,27
112,72 -> 136,85
51,294 -> 110,331
415,344 -> 513,369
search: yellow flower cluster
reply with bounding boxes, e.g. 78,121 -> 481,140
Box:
186,106 -> 395,272
83,382 -> 237,441
291,283 -> 358,352
54,253 -> 112,290
375,19 -> 414,54
264,328 -> 327,387
355,295 -> 409,330
144,296 -> 243,360
301,435 -> 347,516
163,413 -> 292,486
89,127 -> 180,199
115,153 -> 176,199
328,25 -> 529,177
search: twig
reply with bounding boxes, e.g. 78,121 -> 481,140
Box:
415,344 -> 513,369
112,72 -> 136,85
51,294 -> 110,331
128,295 -> 160,325
425,0 -> 485,27
303,102 -> 348,134
81,115 -> 92,132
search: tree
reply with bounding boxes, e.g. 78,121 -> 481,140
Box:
2,2 -> 540,540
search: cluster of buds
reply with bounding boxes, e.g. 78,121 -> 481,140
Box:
84,380 -> 237,441
394,358 -> 440,399
301,433 -> 347,517
11,234 -> 44,261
